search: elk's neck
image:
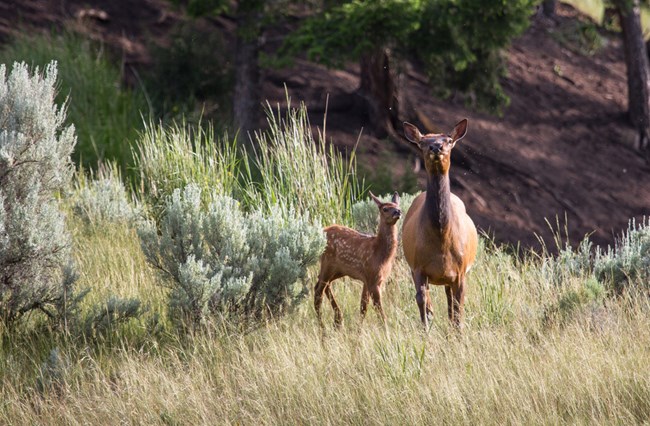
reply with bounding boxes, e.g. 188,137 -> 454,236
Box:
425,171 -> 453,232
376,221 -> 398,258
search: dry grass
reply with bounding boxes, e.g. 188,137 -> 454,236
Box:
1,221 -> 650,425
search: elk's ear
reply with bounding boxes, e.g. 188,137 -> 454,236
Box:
450,118 -> 468,143
403,122 -> 422,144
391,191 -> 400,205
369,191 -> 382,207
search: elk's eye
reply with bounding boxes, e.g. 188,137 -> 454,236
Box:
382,207 -> 388,212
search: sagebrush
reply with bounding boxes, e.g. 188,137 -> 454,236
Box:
138,184 -> 326,326
0,61 -> 77,326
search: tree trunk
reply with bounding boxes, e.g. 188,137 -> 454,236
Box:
617,0 -> 650,151
233,37 -> 259,135
233,1 -> 261,137
358,48 -> 403,139
542,0 -> 556,17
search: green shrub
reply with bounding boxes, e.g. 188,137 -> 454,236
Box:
71,162 -> 141,226
357,151 -> 420,197
145,23 -> 232,122
138,184 -> 325,327
0,62 -> 78,326
540,234 -> 594,287
413,0 -> 534,112
0,32 -> 149,174
81,296 -> 144,337
550,20 -> 607,56
543,276 -> 605,326
595,218 -> 650,294
282,0 -> 534,113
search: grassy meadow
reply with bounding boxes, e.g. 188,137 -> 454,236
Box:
2,212 -> 650,424
2,28 -> 650,426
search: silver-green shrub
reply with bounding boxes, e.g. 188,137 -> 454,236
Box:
595,218 -> 650,294
540,235 -> 594,288
0,62 -> 77,324
351,191 -> 418,234
71,161 -> 141,226
138,184 -> 325,326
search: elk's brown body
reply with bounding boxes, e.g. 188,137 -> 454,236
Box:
315,192 -> 401,328
402,119 -> 478,328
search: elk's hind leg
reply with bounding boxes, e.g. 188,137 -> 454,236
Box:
370,283 -> 387,324
452,280 -> 466,330
325,285 -> 343,328
314,279 -> 329,328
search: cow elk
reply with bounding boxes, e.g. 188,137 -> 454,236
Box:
402,119 -> 478,329
315,192 -> 402,328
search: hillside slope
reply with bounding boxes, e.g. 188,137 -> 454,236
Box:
264,6 -> 650,248
1,1 -> 648,248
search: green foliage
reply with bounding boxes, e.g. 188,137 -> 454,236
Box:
0,62 -> 78,326
243,102 -> 362,225
145,23 -> 232,122
282,0 -> 535,112
357,151 -> 420,197
81,296 -> 144,337
550,20 -> 607,56
135,101 -> 361,226
541,232 -> 594,286
413,0 -> 534,111
0,32 -> 149,174
138,184 -> 326,327
543,276 -> 606,326
281,0 -> 421,68
134,120 -> 241,219
595,218 -> 650,294
71,162 -> 141,226
174,0 -> 229,16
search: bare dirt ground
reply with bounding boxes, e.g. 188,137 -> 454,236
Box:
1,1 -> 649,250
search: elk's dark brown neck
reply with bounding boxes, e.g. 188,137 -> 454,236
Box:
425,171 -> 452,232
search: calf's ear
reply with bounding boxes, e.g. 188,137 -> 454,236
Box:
391,191 -> 400,205
369,191 -> 382,207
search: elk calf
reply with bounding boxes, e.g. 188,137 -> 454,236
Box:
315,192 -> 401,328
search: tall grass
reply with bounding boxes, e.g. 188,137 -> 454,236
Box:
0,32 -> 149,173
134,101 -> 361,225
2,222 -> 650,424
134,120 -> 241,216
243,102 -> 363,224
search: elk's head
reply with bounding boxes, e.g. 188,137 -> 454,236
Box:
403,119 -> 468,175
370,191 -> 402,225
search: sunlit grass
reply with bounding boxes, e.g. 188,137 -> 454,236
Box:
562,0 -> 605,23
2,216 -> 650,424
